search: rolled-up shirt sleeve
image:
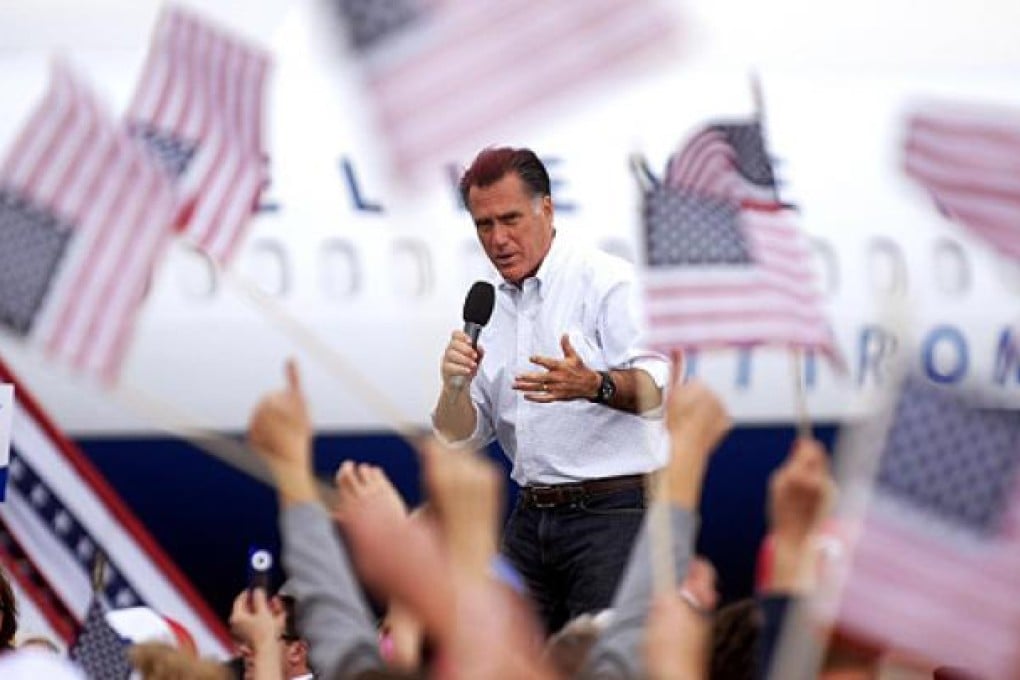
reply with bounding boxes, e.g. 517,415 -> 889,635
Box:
599,279 -> 670,409
430,383 -> 496,450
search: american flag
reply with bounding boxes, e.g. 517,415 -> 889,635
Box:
0,356 -> 233,658
903,103 -> 1020,261
640,185 -> 837,362
0,384 -> 10,498
831,376 -> 1020,678
664,120 -> 779,205
127,5 -> 271,264
0,64 -> 175,382
336,0 -> 682,179
69,597 -> 133,679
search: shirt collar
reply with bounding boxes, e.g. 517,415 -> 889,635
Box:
497,229 -> 563,300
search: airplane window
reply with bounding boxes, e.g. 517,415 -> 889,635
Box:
599,238 -> 635,264
867,238 -> 908,295
174,246 -> 217,299
808,238 -> 839,295
932,239 -> 970,296
319,239 -> 361,299
241,239 -> 290,297
391,239 -> 433,297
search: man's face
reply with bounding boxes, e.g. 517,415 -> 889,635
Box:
237,639 -> 307,680
467,173 -> 554,286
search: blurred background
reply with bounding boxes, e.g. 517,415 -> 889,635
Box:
1,0 -> 1019,625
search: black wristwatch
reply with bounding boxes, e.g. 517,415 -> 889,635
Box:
590,370 -> 616,405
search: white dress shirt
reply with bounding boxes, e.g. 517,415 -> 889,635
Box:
456,232 -> 669,486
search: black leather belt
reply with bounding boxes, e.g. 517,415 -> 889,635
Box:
520,474 -> 646,509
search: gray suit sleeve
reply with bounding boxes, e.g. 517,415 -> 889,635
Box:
280,502 -> 382,679
580,505 -> 699,680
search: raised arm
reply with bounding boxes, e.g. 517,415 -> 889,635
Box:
582,356 -> 731,679
247,360 -> 381,678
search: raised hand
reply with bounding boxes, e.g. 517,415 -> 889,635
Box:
663,353 -> 731,508
513,333 -> 599,403
229,589 -> 285,680
332,460 -> 408,526
247,360 -> 316,504
664,352 -> 731,457
765,437 -> 836,593
417,437 -> 502,576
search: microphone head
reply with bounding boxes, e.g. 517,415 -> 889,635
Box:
462,281 -> 496,326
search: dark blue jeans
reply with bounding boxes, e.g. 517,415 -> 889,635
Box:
501,486 -> 646,635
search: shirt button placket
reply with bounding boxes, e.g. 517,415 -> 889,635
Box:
517,281 -> 537,482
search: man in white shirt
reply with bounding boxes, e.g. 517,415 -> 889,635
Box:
433,147 -> 669,634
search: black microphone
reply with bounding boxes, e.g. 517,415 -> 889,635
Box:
451,281 -> 495,388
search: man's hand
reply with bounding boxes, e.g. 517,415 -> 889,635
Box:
665,354 -> 731,455
229,589 -> 285,680
768,438 -> 833,546
513,334 -> 599,402
663,353 -> 731,508
765,437 -> 835,592
247,360 -> 316,504
333,460 -> 408,526
441,330 -> 484,387
418,437 -> 502,577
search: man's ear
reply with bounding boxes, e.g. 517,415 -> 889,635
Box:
542,194 -> 554,220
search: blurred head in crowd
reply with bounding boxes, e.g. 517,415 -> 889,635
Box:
276,594 -> 311,679
710,598 -> 761,680
234,592 -> 311,680
16,636 -> 60,654
0,566 -> 18,652
130,642 -> 230,680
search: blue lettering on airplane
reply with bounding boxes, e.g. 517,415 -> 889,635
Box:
736,348 -> 753,389
677,325 -> 1018,391
341,156 -> 384,214
994,327 -> 1020,386
857,325 -> 898,386
921,325 -> 968,384
802,351 -> 817,389
543,156 -> 576,214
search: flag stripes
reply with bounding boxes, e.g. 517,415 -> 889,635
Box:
0,65 -> 174,381
342,0 -> 680,177
903,105 -> 1020,260
127,5 -> 270,264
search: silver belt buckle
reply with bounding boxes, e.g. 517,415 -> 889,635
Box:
528,485 -> 557,509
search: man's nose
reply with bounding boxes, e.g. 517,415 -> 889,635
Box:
490,224 -> 510,247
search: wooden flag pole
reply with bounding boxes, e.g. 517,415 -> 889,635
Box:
628,152 -> 658,192
90,551 -> 106,595
112,379 -> 337,506
750,71 -> 765,126
222,266 -> 421,441
789,348 -> 813,440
